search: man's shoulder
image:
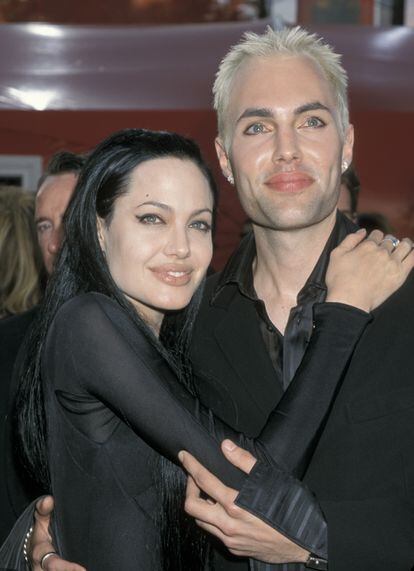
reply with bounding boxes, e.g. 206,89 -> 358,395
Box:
0,306 -> 39,353
202,272 -> 222,301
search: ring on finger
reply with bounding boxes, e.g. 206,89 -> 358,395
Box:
40,551 -> 58,570
381,235 -> 400,250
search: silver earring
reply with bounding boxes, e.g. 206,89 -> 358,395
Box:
342,160 -> 348,173
226,173 -> 234,185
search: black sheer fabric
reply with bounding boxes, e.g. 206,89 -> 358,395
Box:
1,293 -> 370,570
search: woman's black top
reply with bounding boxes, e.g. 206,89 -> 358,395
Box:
42,292 -> 370,570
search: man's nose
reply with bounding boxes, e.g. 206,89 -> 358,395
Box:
48,226 -> 63,254
271,126 -> 301,163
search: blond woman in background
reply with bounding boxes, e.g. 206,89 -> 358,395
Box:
0,186 -> 43,318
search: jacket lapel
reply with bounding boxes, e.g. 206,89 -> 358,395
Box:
212,291 -> 284,434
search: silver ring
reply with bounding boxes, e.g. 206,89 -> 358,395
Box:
40,551 -> 58,570
381,235 -> 400,249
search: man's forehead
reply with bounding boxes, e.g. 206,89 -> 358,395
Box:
36,172 -> 78,214
228,53 -> 335,117
37,172 -> 78,199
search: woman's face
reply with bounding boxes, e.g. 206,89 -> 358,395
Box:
98,157 -> 214,332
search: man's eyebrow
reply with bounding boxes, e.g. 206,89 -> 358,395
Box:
35,216 -> 51,224
236,102 -> 332,124
236,107 -> 273,124
294,101 -> 331,115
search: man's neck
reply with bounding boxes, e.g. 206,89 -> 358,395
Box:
252,212 -> 337,333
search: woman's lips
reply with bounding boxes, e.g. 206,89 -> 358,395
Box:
264,172 -> 314,192
150,265 -> 193,286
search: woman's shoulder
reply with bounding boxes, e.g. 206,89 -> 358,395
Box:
53,292 -> 126,335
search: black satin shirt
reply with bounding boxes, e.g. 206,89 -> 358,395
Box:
212,212 -> 358,391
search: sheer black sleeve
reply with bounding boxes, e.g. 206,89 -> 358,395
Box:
45,293 -> 371,558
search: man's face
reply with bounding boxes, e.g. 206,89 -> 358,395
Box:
35,173 -> 78,274
216,55 -> 353,232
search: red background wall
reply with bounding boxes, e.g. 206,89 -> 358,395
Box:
1,107 -> 413,269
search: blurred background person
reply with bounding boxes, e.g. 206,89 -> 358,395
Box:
337,164 -> 360,222
35,151 -> 85,276
0,151 -> 85,546
337,165 -> 394,234
357,211 -> 394,234
0,186 -> 42,319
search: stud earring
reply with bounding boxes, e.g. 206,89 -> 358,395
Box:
342,160 -> 348,173
226,173 -> 234,185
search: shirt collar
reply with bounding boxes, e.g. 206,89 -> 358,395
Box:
212,211 -> 358,306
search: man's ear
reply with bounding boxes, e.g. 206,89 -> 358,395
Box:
215,137 -> 234,182
342,124 -> 354,168
96,217 -> 106,252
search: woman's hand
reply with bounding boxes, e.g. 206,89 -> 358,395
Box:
30,496 -> 86,571
326,229 -> 414,312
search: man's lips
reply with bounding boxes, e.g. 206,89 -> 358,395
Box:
150,265 -> 193,286
264,172 -> 314,192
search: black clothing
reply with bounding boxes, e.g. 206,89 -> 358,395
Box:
0,307 -> 40,545
40,292 -> 368,570
191,213 -> 414,571
214,216 -> 353,390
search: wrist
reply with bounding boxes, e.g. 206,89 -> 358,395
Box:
305,552 -> 328,570
325,292 -> 370,313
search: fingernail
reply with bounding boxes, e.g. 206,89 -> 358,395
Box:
356,228 -> 366,234
222,439 -> 236,451
178,451 -> 184,462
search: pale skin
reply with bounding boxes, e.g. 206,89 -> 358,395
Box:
28,53 -> 414,567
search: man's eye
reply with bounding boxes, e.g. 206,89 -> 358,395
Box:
137,214 -> 163,225
244,122 -> 269,135
303,116 -> 326,128
36,222 -> 52,234
189,220 -> 212,233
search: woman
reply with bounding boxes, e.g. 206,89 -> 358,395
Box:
5,129 -> 413,571
0,186 -> 43,318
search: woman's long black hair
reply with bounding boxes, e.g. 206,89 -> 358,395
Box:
16,128 -> 218,570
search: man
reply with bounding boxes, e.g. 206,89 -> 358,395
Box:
179,27 -> 414,570
0,151 -> 84,544
337,165 -> 360,222
35,152 -> 84,275
26,27 -> 414,571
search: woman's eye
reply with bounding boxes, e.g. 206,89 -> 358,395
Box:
189,220 -> 211,233
303,116 -> 325,128
137,214 -> 163,225
244,122 -> 269,135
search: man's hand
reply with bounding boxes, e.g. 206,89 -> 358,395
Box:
30,496 -> 86,571
179,440 -> 309,564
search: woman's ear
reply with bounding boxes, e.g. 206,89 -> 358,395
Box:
96,217 -> 106,252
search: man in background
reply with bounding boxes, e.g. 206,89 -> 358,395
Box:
337,164 -> 360,222
0,151 -> 85,544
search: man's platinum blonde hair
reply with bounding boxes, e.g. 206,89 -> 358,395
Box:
213,26 -> 349,149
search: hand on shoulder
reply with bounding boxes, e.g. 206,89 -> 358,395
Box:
326,229 -> 414,312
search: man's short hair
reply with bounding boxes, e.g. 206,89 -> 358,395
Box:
341,164 -> 360,215
213,26 -> 349,149
37,151 -> 86,192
